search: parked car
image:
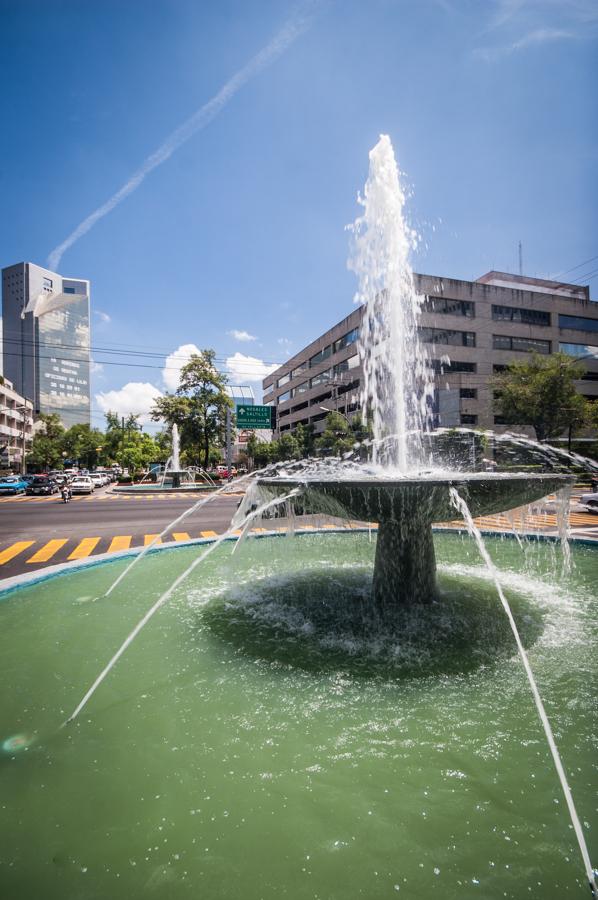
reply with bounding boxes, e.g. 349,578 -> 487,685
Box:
26,476 -> 59,496
70,476 -> 94,494
580,491 -> 598,512
0,475 -> 28,495
89,473 -> 106,488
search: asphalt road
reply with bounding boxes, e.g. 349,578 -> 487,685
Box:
0,485 -> 242,578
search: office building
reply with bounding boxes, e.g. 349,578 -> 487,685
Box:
0,377 -> 33,471
263,271 -> 598,436
2,262 -> 91,428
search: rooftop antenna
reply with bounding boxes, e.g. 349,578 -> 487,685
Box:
518,241 -> 523,276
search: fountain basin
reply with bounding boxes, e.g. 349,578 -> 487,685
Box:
0,530 -> 596,899
257,473 -> 574,605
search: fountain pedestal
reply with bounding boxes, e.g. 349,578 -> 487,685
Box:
373,517 -> 437,607
257,474 -> 573,607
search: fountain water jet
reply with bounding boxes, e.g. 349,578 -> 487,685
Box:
258,135 -> 574,607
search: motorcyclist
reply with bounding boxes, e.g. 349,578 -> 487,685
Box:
61,482 -> 72,503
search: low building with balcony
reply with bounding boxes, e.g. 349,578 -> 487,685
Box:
0,377 -> 34,471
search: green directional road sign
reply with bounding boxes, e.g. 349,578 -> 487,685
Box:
236,404 -> 274,429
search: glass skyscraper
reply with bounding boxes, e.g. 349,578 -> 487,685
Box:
2,262 -> 91,428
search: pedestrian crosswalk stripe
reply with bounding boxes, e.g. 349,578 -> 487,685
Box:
68,537 -> 101,560
0,541 -> 35,565
200,530 -> 218,538
107,535 -> 132,553
172,532 -> 190,541
27,538 -> 68,564
144,534 -> 162,545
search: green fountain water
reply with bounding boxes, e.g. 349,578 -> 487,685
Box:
1,531 -> 596,899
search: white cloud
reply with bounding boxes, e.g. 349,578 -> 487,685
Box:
95,382 -> 163,424
226,352 -> 279,383
474,26 -> 575,60
475,0 -> 596,61
228,329 -> 257,342
90,359 -> 104,375
162,343 -> 202,391
94,310 -> 111,324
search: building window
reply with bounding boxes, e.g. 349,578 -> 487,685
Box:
460,414 -> 477,425
278,390 -> 291,403
428,360 -> 477,374
292,380 -> 309,396
332,327 -> 359,353
420,327 -> 475,347
310,368 -> 331,388
492,305 -> 550,326
332,355 -> 359,378
64,287 -> 76,294
423,296 -> 474,317
559,314 -> 598,333
459,388 -> 477,399
277,374 -> 290,388
291,364 -> 308,378
559,342 -> 598,359
309,345 -> 332,367
493,335 -> 550,354
494,415 -> 506,425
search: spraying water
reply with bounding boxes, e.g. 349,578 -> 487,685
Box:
450,487 -> 597,898
350,134 -> 434,473
64,486 -> 300,724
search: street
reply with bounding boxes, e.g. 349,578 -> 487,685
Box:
0,485 -> 242,577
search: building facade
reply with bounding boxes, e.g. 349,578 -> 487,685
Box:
263,271 -> 598,437
2,262 -> 91,428
0,377 -> 34,471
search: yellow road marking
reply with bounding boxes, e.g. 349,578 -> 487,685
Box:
0,541 -> 35,564
200,530 -> 218,538
68,537 -> 100,560
27,539 -> 68,563
144,534 -> 162,545
107,535 -> 132,553
172,532 -> 190,541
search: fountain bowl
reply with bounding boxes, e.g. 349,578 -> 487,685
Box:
257,473 -> 575,606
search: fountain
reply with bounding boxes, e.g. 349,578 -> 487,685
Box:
114,424 -> 217,493
256,136 -> 573,607
0,137 -> 596,899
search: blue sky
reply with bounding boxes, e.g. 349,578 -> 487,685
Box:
1,0 -> 596,429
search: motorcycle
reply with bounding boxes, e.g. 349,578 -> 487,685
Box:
61,485 -> 72,503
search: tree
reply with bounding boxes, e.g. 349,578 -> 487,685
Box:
26,414 -> 65,470
276,432 -> 300,461
492,353 -> 592,442
315,412 -> 357,456
62,424 -> 106,468
247,433 -> 274,468
151,350 -> 232,468
294,422 -> 315,458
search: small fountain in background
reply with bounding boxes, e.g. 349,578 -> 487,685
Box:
160,424 -> 194,488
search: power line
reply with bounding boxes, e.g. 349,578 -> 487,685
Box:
1,335 -> 282,370
553,254 -> 598,280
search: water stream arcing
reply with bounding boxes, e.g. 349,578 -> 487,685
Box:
64,487 -> 301,724
449,487 -> 597,897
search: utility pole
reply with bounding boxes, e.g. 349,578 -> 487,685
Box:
518,241 -> 523,276
225,407 -> 233,480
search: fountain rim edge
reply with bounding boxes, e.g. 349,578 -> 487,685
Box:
0,522 -> 594,600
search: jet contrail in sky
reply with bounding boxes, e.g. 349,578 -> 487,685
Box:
48,3 -> 317,271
